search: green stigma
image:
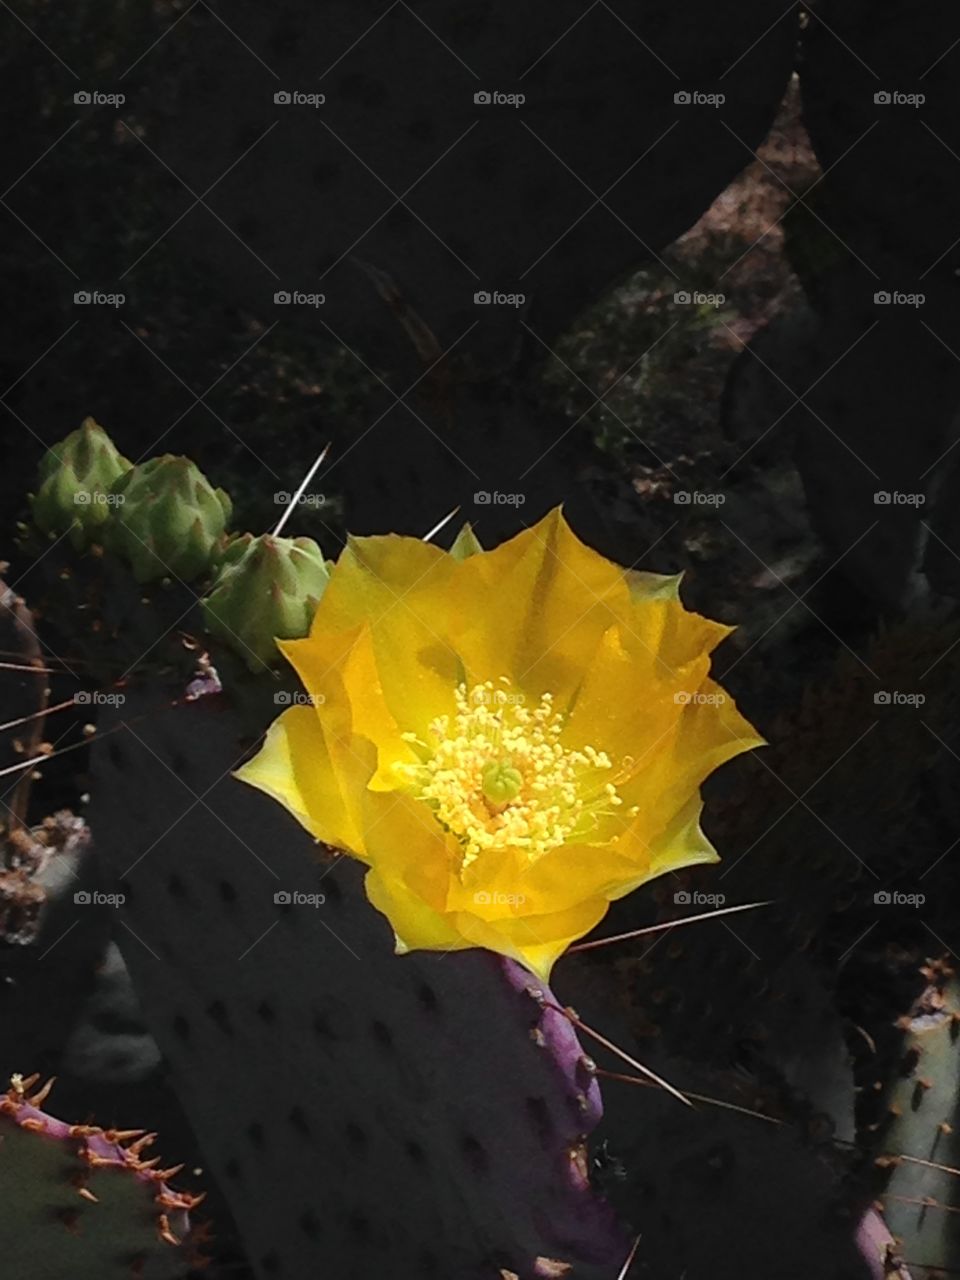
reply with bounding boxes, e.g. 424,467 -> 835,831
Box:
481,760 -> 523,807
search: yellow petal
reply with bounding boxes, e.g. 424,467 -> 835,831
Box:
278,623 -> 415,793
606,793 -> 719,901
451,508 -> 632,703
451,897 -> 610,982
235,706 -> 371,855
364,866 -> 474,955
307,536 -> 461,739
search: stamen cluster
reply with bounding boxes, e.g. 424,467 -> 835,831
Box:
398,679 -> 622,867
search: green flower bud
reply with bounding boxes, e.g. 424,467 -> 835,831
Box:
31,417 -> 131,550
200,533 -> 330,671
105,456 -> 232,583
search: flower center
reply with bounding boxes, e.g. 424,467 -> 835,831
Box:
396,679 -> 624,868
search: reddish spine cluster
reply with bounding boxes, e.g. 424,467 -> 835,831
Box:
1,1073 -> 204,1255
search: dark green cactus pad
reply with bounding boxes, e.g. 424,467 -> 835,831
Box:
87,679 -> 627,1280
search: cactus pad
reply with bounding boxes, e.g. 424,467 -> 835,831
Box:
0,1074 -> 200,1279
88,681 -> 626,1280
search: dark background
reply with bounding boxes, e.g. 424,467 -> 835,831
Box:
3,4 -> 960,1278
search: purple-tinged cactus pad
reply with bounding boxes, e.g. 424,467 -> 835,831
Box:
88,685 -> 627,1280
0,1074 -> 199,1279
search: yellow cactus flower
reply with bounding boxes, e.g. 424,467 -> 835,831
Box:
236,509 -> 764,980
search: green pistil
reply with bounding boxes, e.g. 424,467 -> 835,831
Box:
481,759 -> 523,807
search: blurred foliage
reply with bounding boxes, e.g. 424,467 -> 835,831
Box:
536,256 -> 736,466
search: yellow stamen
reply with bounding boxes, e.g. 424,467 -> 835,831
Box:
395,680 -> 623,868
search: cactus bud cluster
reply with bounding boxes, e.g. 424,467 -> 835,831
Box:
29,421 -> 333,673
200,533 -> 330,670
